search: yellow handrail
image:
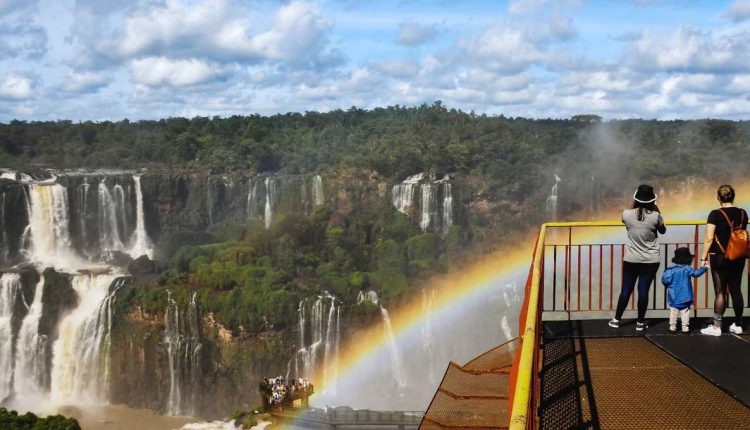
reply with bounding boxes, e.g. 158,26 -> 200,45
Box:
508,220 -> 706,429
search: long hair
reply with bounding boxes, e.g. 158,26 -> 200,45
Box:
631,200 -> 660,222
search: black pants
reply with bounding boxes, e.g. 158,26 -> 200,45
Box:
709,254 -> 745,324
615,261 -> 660,323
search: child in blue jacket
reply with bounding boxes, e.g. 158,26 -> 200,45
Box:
661,247 -> 707,333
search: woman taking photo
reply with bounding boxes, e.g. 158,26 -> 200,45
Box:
609,184 -> 666,331
700,184 -> 746,336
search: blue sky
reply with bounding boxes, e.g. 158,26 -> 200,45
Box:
2,0 -> 750,121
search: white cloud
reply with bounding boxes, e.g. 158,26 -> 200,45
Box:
375,58 -> 419,78
461,26 -> 545,73
508,0 -> 581,15
113,0 -> 336,67
0,24 -> 47,59
63,71 -> 110,93
396,22 -> 439,46
726,0 -> 750,22
0,73 -> 34,100
627,27 -> 750,73
131,57 -> 220,87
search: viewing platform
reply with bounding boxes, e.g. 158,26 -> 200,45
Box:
420,221 -> 750,429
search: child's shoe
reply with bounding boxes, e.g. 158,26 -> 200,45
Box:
669,325 -> 677,334
682,327 -> 689,333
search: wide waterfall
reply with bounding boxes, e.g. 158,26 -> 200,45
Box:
26,184 -> 79,269
0,273 -> 21,401
294,294 -> 340,392
165,291 -> 202,416
50,272 -> 120,404
98,181 -> 125,255
13,279 -> 46,400
392,173 -> 454,235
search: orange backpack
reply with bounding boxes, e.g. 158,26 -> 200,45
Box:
715,209 -> 750,260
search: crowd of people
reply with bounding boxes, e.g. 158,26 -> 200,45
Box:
261,376 -> 312,407
609,184 -> 746,335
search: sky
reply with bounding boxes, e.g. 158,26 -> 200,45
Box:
2,0 -> 750,121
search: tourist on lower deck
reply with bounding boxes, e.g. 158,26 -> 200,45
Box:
609,184 -> 666,331
700,184 -> 746,336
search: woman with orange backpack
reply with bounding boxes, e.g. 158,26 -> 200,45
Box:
700,184 -> 747,336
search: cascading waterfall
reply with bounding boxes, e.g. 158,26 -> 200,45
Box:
441,177 -> 453,235
13,279 -> 46,399
129,175 -> 152,259
98,181 -> 125,255
419,183 -> 434,231
246,180 -> 258,219
546,174 -> 561,221
165,291 -> 202,416
312,175 -> 324,206
77,179 -> 90,256
0,273 -> 21,401
26,183 -> 79,269
295,294 -> 339,390
113,183 -> 128,241
1,192 -> 7,261
380,306 -> 407,392
50,272 -> 119,404
264,177 -> 275,229
356,290 -> 379,305
392,173 -> 423,215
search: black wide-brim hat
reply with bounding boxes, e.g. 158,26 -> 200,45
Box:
634,184 -> 657,203
672,247 -> 694,264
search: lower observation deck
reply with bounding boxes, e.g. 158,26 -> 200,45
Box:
540,319 -> 750,429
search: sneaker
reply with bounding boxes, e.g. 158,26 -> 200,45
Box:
701,325 -> 722,336
608,318 -> 619,328
682,328 -> 690,334
669,326 -> 677,334
730,323 -> 744,335
636,322 -> 647,331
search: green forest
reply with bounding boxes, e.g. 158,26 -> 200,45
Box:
4,102 -> 750,336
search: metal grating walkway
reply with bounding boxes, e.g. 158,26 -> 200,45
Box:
540,322 -> 750,429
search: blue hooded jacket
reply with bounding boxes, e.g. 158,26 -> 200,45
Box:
661,264 -> 707,309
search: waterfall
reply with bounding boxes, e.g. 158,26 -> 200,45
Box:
50,272 -> 119,404
546,174 -> 561,221
246,180 -> 258,219
392,173 -> 423,215
77,179 -> 90,255
165,291 -> 202,416
295,294 -> 339,388
97,181 -> 125,255
129,175 -> 152,259
1,192 -> 7,261
380,306 -> 407,392
356,290 -> 379,305
312,175 -> 324,206
419,183 -> 435,231
441,178 -> 453,235
113,183 -> 128,241
26,183 -> 79,269
264,177 -> 275,229
13,278 -> 45,399
0,273 -> 21,401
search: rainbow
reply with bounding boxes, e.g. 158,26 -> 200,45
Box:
302,182 -> 743,413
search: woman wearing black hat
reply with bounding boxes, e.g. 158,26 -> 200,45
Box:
609,184 -> 666,331
699,184 -> 747,336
